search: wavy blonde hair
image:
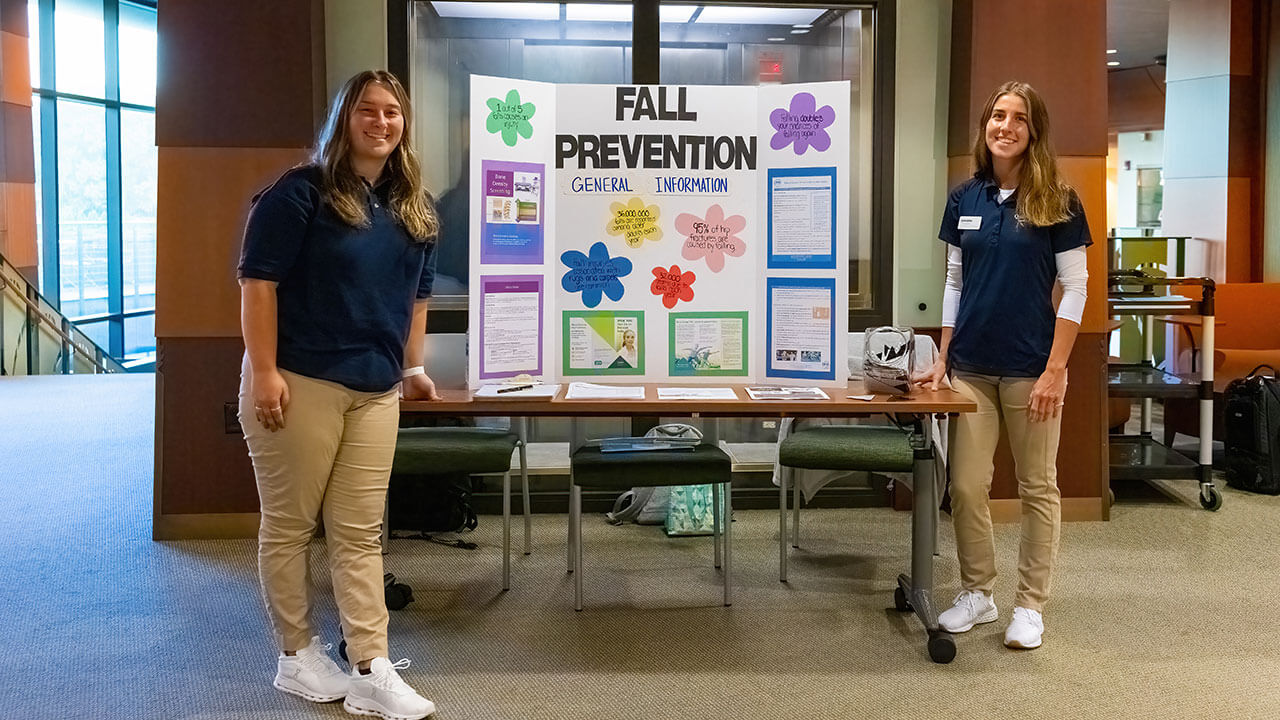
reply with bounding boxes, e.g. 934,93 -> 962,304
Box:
971,80 -> 1074,227
312,70 -> 437,241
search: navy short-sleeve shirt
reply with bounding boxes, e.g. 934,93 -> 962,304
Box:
938,176 -> 1091,377
238,165 -> 436,392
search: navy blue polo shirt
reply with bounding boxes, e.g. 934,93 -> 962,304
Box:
938,176 -> 1091,377
238,165 -> 436,393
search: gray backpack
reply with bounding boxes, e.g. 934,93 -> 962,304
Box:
605,423 -> 703,525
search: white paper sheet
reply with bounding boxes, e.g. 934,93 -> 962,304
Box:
745,386 -> 829,400
473,383 -> 562,398
655,387 -> 738,400
565,382 -> 646,400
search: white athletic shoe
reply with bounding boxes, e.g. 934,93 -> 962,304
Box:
274,636 -> 349,703
344,657 -> 436,720
1004,606 -> 1045,649
937,590 -> 999,633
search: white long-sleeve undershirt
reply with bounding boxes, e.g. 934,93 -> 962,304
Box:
941,245 -> 1089,327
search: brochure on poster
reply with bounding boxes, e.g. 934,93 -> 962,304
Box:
466,75 -> 850,386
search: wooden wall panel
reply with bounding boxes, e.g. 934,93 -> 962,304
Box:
1,30 -> 31,106
1107,66 -> 1165,133
156,0 -> 326,149
155,147 -> 309,338
156,337 -> 257,515
0,0 -> 26,35
949,0 -> 1107,157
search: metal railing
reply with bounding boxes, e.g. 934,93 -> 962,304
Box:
0,251 -> 124,376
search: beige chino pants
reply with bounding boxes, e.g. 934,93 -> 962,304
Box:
239,358 -> 399,664
949,372 -> 1062,612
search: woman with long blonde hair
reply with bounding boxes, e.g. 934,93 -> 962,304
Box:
237,70 -> 439,719
917,80 -> 1091,651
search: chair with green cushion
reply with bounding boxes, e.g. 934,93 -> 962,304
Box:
383,333 -> 532,592
776,423 -> 915,582
568,432 -> 733,611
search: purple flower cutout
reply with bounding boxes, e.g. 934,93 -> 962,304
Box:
769,92 -> 835,155
561,241 -> 633,308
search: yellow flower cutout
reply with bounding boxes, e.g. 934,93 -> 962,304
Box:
605,197 -> 663,249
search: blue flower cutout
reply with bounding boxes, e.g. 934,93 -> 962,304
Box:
561,241 -> 633,308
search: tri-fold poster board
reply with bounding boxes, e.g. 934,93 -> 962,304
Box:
467,74 -> 850,388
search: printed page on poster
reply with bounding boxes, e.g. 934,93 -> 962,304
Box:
478,275 -> 543,379
766,277 -> 836,380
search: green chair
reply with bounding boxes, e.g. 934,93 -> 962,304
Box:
568,431 -> 733,610
776,424 -> 915,582
382,333 -> 532,592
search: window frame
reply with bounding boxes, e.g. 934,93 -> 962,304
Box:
392,0 -> 894,333
31,0 -> 158,360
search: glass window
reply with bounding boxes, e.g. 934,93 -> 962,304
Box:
118,2 -> 157,106
660,4 -> 876,311
27,0 -> 40,87
124,313 -> 155,358
412,1 -> 633,303
56,99 -> 108,320
32,97 -> 43,290
121,109 -> 156,312
55,0 -> 105,98
77,318 -> 110,350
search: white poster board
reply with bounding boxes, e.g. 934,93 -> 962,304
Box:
466,75 -> 850,387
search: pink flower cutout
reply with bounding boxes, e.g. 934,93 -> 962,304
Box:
676,204 -> 746,273
650,265 -> 696,309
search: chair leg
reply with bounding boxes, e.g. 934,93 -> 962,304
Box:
779,466 -> 788,583
723,481 -> 733,607
712,482 -> 722,569
572,484 -> 584,611
792,479 -> 801,549
502,472 -> 511,592
519,418 -> 532,556
566,474 -> 575,574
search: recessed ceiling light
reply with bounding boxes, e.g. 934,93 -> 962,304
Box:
790,28 -> 809,34
1107,61 -> 1120,67
792,23 -> 813,29
767,37 -> 786,42
1106,48 -> 1118,54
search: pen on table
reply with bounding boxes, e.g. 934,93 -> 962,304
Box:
497,384 -> 534,394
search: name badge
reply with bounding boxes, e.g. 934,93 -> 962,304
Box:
957,215 -> 982,231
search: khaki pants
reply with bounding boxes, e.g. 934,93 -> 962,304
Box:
949,373 -> 1062,612
239,358 -> 399,664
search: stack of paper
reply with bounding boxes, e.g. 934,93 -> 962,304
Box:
473,383 -> 561,398
565,382 -> 646,400
744,386 -> 830,400
656,387 -> 738,400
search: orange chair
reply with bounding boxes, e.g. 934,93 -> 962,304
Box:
1163,283 -> 1280,443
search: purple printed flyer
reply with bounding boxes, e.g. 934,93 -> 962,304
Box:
478,275 -> 543,379
480,160 -> 545,265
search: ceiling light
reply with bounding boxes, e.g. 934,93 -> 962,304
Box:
767,37 -> 785,42
432,2 -> 559,21
1106,49 -> 1118,54
696,6 -> 826,26
790,28 -> 809,34
792,23 -> 813,29
566,4 -> 631,22
1107,61 -> 1120,67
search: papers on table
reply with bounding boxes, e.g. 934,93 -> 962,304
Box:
473,383 -> 561,399
656,387 -> 738,400
847,394 -> 875,401
745,386 -> 830,401
565,382 -> 646,400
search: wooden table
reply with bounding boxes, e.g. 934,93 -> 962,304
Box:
402,381 -> 975,663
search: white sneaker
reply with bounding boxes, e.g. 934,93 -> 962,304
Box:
344,657 -> 436,720
274,636 -> 349,703
1004,607 -> 1044,649
937,590 -> 998,633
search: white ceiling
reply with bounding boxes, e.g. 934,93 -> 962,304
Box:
1107,0 -> 1170,71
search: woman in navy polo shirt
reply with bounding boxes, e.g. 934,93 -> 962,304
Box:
916,80 -> 1090,651
237,70 -> 439,719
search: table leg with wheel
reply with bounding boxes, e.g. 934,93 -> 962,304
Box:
894,417 -> 955,664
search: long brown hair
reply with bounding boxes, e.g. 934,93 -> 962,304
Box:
312,70 -> 437,241
971,80 -> 1073,227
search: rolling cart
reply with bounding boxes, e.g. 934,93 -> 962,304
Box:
1107,270 -> 1221,510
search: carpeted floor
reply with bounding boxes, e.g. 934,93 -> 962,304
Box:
2,373 -> 1278,720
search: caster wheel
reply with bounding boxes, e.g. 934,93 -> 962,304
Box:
894,586 -> 912,612
1107,488 -> 1115,507
927,631 -> 956,664
1199,487 -> 1222,511
384,572 -> 414,610
338,639 -> 348,663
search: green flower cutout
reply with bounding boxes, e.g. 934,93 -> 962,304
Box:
485,89 -> 536,147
